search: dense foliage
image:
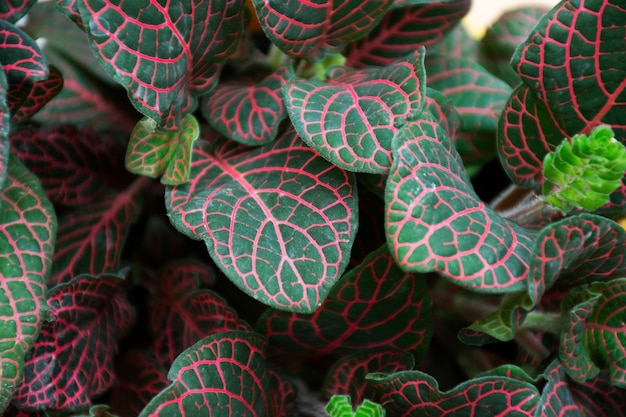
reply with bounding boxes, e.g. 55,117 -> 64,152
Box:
1,0 -> 625,416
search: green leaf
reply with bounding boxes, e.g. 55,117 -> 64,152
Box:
326,395 -> 386,417
125,114 -> 200,185
542,125 -> 626,213
538,360 -> 583,417
0,153 -> 57,412
464,292 -> 532,342
138,331 -> 272,417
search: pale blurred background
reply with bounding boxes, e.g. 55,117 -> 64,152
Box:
464,0 -> 561,36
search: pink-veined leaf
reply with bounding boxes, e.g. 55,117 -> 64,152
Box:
527,214 -> 626,305
138,331 -> 272,417
345,0 -> 470,68
166,128 -> 358,313
109,351 -> 169,417
366,370 -> 539,417
257,245 -> 432,369
569,372 -> 626,416
125,115 -> 200,185
463,292 -> 531,343
48,181 -> 143,286
146,261 -> 250,367
321,348 -> 415,404
386,114 -> 537,292
13,273 -> 133,410
75,0 -> 247,130
285,49 -> 426,174
425,87 -> 461,140
10,124 -> 130,206
251,0 -> 393,62
0,63 -> 9,191
10,65 -> 63,122
428,22 -> 478,61
203,64 -> 294,146
268,365 -> 297,417
536,360 -> 583,417
0,154 -> 57,413
0,0 -> 36,23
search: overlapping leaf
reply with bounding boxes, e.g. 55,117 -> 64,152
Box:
257,245 -> 432,367
538,360 -> 583,417
125,115 -> 200,185
499,0 -> 626,200
10,124 -> 130,206
166,128 -> 358,313
569,372 -> 626,416
527,214 -> 626,305
345,0 -> 470,68
0,154 -> 57,413
49,185 -> 143,286
109,351 -> 169,417
251,0 -> 393,62
386,114 -> 537,292
147,261 -> 250,367
10,65 -> 63,122
75,0 -> 247,130
203,65 -> 293,146
321,348 -> 415,404
366,370 -> 539,416
13,274 -> 134,410
268,366 -> 297,417
464,292 -> 531,343
138,331 -> 272,417
285,49 -> 426,174
0,0 -> 36,22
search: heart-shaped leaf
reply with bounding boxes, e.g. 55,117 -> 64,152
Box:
366,370 -> 539,416
10,124 -> 130,206
251,0 -> 393,62
345,0 -> 471,68
569,372 -> 626,416
257,245 -> 432,367
321,348 -> 415,404
138,331 -> 272,417
146,261 -> 250,367
13,273 -> 134,410
109,351 -> 169,417
0,0 -> 37,23
528,214 -> 626,305
285,49 -> 426,174
75,0 -> 247,130
10,65 -> 63,122
203,65 -> 293,146
0,153 -> 57,413
49,185 -> 143,286
386,115 -> 537,292
166,128 -> 358,313
125,115 -> 200,185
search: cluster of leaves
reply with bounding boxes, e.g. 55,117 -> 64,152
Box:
1,0 -> 626,416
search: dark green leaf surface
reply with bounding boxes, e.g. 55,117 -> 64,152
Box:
204,65 -> 293,146
76,0 -> 246,130
251,0 -> 393,62
569,372 -> 626,416
538,360 -> 583,417
367,370 -> 539,416
258,245 -> 432,367
0,154 -> 56,412
0,0 -> 36,23
285,49 -> 426,173
166,128 -> 358,313
386,115 -> 537,292
10,65 -> 63,122
139,331 -> 272,417
345,0 -> 470,68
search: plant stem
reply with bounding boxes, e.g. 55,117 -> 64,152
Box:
514,330 -> 551,361
490,184 -> 562,225
520,311 -> 566,334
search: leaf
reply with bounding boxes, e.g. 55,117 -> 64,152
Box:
76,0 -> 247,130
12,273 -> 134,410
48,185 -> 142,286
257,245 -> 432,368
528,214 -> 626,305
109,351 -> 169,417
125,114 -> 200,185
203,65 -> 293,146
345,0 -> 471,68
512,0 -> 626,141
251,0 -> 393,62
464,292 -> 532,342
284,49 -> 426,174
583,278 -> 626,387
166,128 -> 358,313
10,124 -> 130,206
321,348 -> 415,404
0,0 -> 37,23
147,261 -> 250,367
10,65 -> 63,122
428,23 -> 478,61
138,331 -> 272,417
386,115 -> 537,292
366,370 -> 539,416
537,360 -> 583,417
0,153 -> 57,413
569,372 -> 626,416
268,365 -> 297,417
